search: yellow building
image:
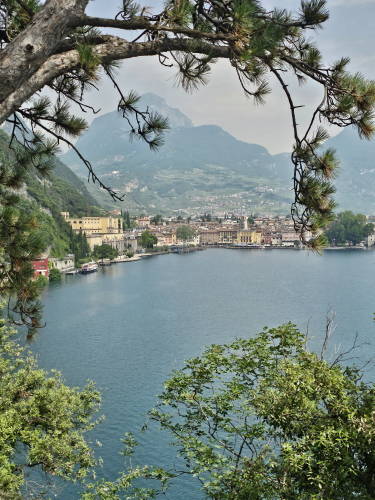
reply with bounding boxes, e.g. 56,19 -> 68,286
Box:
61,212 -> 122,235
155,232 -> 177,247
237,230 -> 262,245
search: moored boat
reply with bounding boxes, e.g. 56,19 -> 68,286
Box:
80,262 -> 98,274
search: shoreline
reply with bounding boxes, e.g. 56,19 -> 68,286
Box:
63,244 -> 373,278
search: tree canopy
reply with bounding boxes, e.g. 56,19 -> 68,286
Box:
150,214 -> 163,226
1,0 -> 375,247
325,211 -> 374,246
148,323 -> 375,499
140,230 -> 158,249
0,308 -> 100,497
93,243 -> 119,261
176,224 -> 195,241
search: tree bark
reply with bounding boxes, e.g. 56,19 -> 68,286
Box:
0,12 -> 231,123
0,0 -> 89,105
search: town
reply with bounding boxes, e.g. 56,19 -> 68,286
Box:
32,210 -> 315,277
32,210 -> 375,278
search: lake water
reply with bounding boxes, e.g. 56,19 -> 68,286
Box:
30,249 -> 375,498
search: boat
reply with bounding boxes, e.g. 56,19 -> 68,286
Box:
98,258 -> 111,266
80,262 -> 98,274
65,268 -> 79,275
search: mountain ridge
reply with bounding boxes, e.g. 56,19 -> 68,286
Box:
62,93 -> 293,214
62,93 -> 375,215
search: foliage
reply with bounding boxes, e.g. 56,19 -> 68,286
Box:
93,244 -> 118,261
325,211 -> 374,245
140,231 -> 158,249
71,229 -> 91,264
0,130 -> 100,218
126,250 -> 134,258
122,210 -> 133,230
150,214 -> 163,225
34,274 -> 48,289
0,126 -> 99,327
2,0 -> 375,244
148,323 -> 375,499
2,2 -> 375,498
176,224 -> 195,241
0,145 -> 53,330
0,309 -> 100,498
49,267 -> 62,282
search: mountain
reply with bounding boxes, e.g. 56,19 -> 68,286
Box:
324,128 -> 375,213
62,93 -> 375,216
62,93 -> 292,215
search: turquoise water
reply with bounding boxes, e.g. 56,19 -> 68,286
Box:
30,249 -> 375,498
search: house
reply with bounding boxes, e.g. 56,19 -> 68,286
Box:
136,216 -> 151,228
49,255 -> 75,273
86,233 -> 128,253
32,258 -> 49,277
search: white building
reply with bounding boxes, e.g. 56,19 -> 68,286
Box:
49,254 -> 75,273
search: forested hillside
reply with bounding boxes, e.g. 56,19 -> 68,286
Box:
0,129 -> 101,257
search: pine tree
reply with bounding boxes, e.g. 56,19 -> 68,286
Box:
0,1 -> 374,247
0,137 -> 57,331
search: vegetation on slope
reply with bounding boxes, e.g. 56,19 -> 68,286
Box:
0,129 -> 101,257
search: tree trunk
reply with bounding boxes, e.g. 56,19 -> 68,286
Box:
0,0 -> 88,121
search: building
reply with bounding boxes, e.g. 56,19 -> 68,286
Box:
237,230 -> 262,245
281,231 -> 299,243
199,231 -> 220,245
239,216 -> 248,230
86,233 -> 127,253
62,211 -> 128,253
108,209 -> 122,216
155,232 -> 177,247
61,212 -> 122,236
32,258 -> 49,278
124,233 -> 138,252
136,216 -> 151,228
49,255 -> 75,273
219,230 -> 238,244
367,233 -> 375,247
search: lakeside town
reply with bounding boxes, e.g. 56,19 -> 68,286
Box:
32,210 -> 375,278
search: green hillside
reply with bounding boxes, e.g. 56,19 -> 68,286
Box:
0,129 -> 101,257
0,129 -> 100,217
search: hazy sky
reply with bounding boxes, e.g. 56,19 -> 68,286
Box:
85,0 -> 375,154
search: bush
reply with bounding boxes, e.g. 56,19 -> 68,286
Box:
35,274 -> 48,287
49,268 -> 62,282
